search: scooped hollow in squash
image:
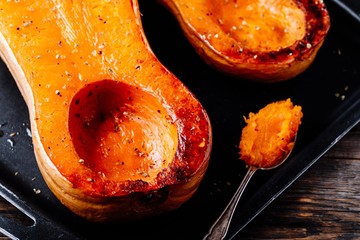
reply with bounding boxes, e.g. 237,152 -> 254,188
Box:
158,0 -> 331,82
0,0 -> 212,222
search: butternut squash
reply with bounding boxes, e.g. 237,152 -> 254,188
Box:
158,0 -> 331,82
0,0 -> 212,222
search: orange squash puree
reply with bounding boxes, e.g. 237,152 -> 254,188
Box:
239,99 -> 303,168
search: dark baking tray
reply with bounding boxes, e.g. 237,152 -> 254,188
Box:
0,0 -> 359,239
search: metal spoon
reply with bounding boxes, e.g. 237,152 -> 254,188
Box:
203,136 -> 296,240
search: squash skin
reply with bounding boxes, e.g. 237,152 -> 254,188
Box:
158,0 -> 331,82
0,0 -> 212,222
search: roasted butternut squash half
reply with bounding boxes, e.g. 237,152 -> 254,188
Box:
0,0 -> 212,222
158,0 -> 331,82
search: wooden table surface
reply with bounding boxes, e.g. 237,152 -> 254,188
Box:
1,123 -> 359,240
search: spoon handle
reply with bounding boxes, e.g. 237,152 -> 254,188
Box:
203,165 -> 258,240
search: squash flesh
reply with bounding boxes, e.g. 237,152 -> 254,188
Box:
208,0 -> 306,51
